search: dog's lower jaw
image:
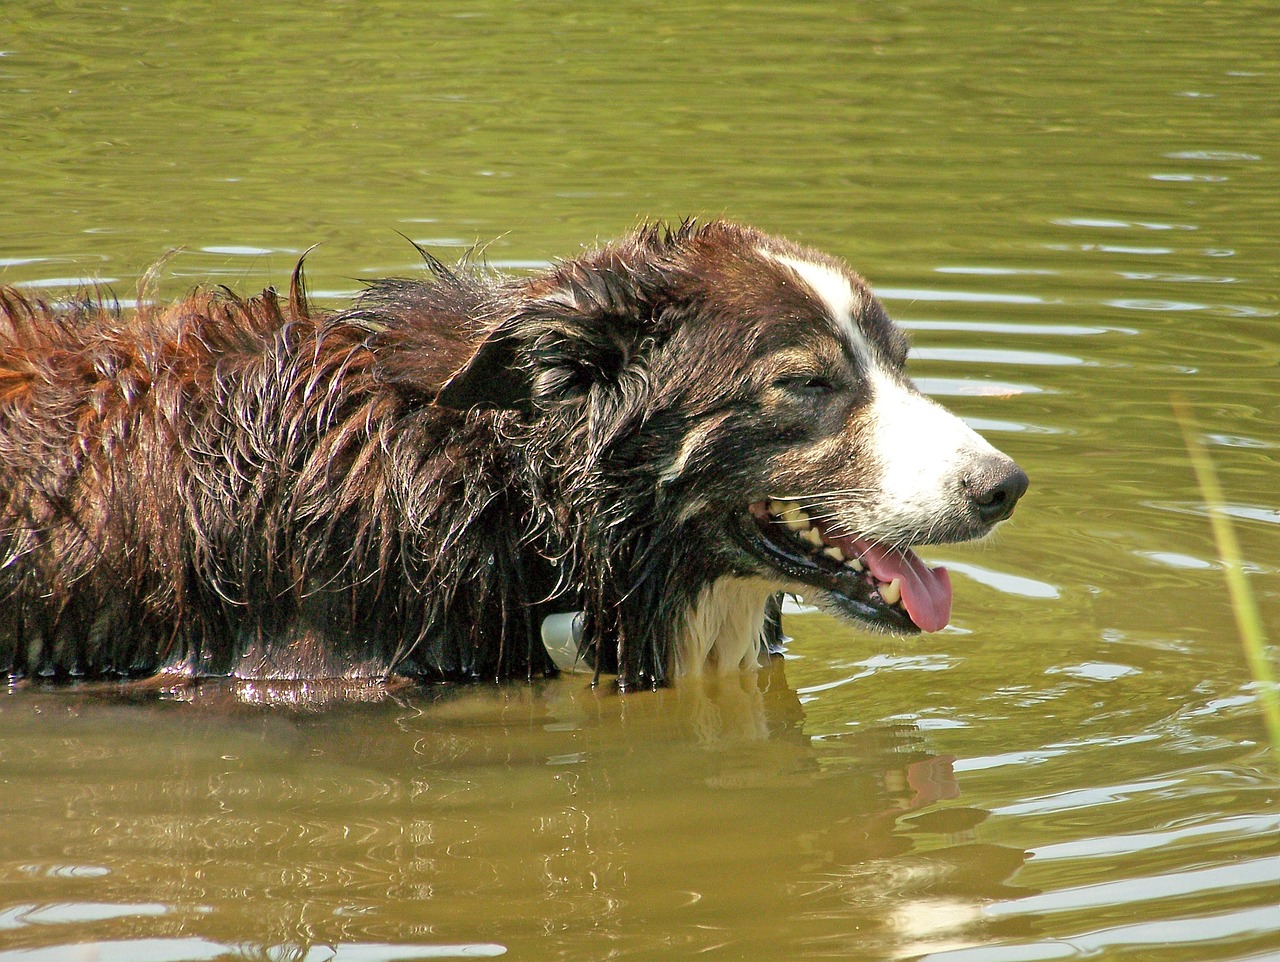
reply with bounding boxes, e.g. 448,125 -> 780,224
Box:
674,576 -> 779,677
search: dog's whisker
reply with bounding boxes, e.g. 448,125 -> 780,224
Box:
768,489 -> 872,502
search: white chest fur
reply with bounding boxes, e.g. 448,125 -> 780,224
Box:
675,577 -> 775,676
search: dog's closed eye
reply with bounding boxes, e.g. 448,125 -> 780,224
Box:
773,373 -> 839,397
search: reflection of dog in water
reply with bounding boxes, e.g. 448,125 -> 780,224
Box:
0,222 -> 1026,689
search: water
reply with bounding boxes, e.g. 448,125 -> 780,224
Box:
2,1 -> 1278,959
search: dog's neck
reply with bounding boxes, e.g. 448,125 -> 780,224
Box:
675,577 -> 776,676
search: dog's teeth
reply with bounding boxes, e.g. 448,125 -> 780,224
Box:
782,506 -> 810,531
880,578 -> 902,606
802,526 -> 823,547
768,498 -> 788,517
844,557 -> 864,572
823,545 -> 846,562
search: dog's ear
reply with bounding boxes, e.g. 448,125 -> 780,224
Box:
434,326 -> 530,411
436,259 -> 659,413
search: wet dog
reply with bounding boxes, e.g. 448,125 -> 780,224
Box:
0,222 -> 1026,690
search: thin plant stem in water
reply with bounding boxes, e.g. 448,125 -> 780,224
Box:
1173,396 -> 1280,767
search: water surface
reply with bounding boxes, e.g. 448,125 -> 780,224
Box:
2,1 -> 1278,959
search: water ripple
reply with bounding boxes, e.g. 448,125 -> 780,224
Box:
901,319 -> 1139,336
991,777 -> 1183,817
1053,216 -> 1199,232
1152,501 -> 1280,529
877,286 -> 1052,306
0,901 -> 173,929
1107,297 -> 1205,312
937,561 -> 1061,600
1149,173 -> 1230,182
0,940 -> 507,961
1027,812 -> 1280,862
10,275 -> 121,289
912,347 -> 1091,367
1046,242 -> 1175,256
963,417 -> 1065,435
1117,270 -> 1235,284
922,905 -> 1280,960
983,855 -> 1280,918
200,245 -> 286,256
935,266 -> 1058,276
1164,150 -> 1262,162
913,377 -> 1049,398
1135,550 -> 1216,571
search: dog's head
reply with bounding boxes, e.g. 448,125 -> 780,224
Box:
437,221 -> 1027,637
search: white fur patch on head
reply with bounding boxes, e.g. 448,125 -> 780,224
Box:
763,249 -> 871,357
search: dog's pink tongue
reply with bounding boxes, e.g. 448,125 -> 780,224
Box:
860,542 -> 952,633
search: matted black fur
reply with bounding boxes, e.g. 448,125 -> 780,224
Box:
1,221 -> 1023,691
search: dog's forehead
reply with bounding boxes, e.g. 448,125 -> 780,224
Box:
748,245 -> 896,365
763,251 -> 870,352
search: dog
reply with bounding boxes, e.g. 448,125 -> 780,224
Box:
0,222 -> 1027,690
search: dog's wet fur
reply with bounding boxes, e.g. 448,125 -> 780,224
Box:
0,222 -> 1027,690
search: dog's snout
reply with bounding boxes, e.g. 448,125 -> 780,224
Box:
964,457 -> 1029,524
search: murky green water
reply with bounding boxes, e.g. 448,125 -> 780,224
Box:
2,1 -> 1278,959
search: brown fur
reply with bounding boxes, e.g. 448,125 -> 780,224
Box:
0,259 -> 550,682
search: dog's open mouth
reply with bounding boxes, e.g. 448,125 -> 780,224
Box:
739,499 -> 953,634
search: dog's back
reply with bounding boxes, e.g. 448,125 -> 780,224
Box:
0,273 -> 562,683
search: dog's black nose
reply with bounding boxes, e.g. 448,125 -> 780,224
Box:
965,458 -> 1029,524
